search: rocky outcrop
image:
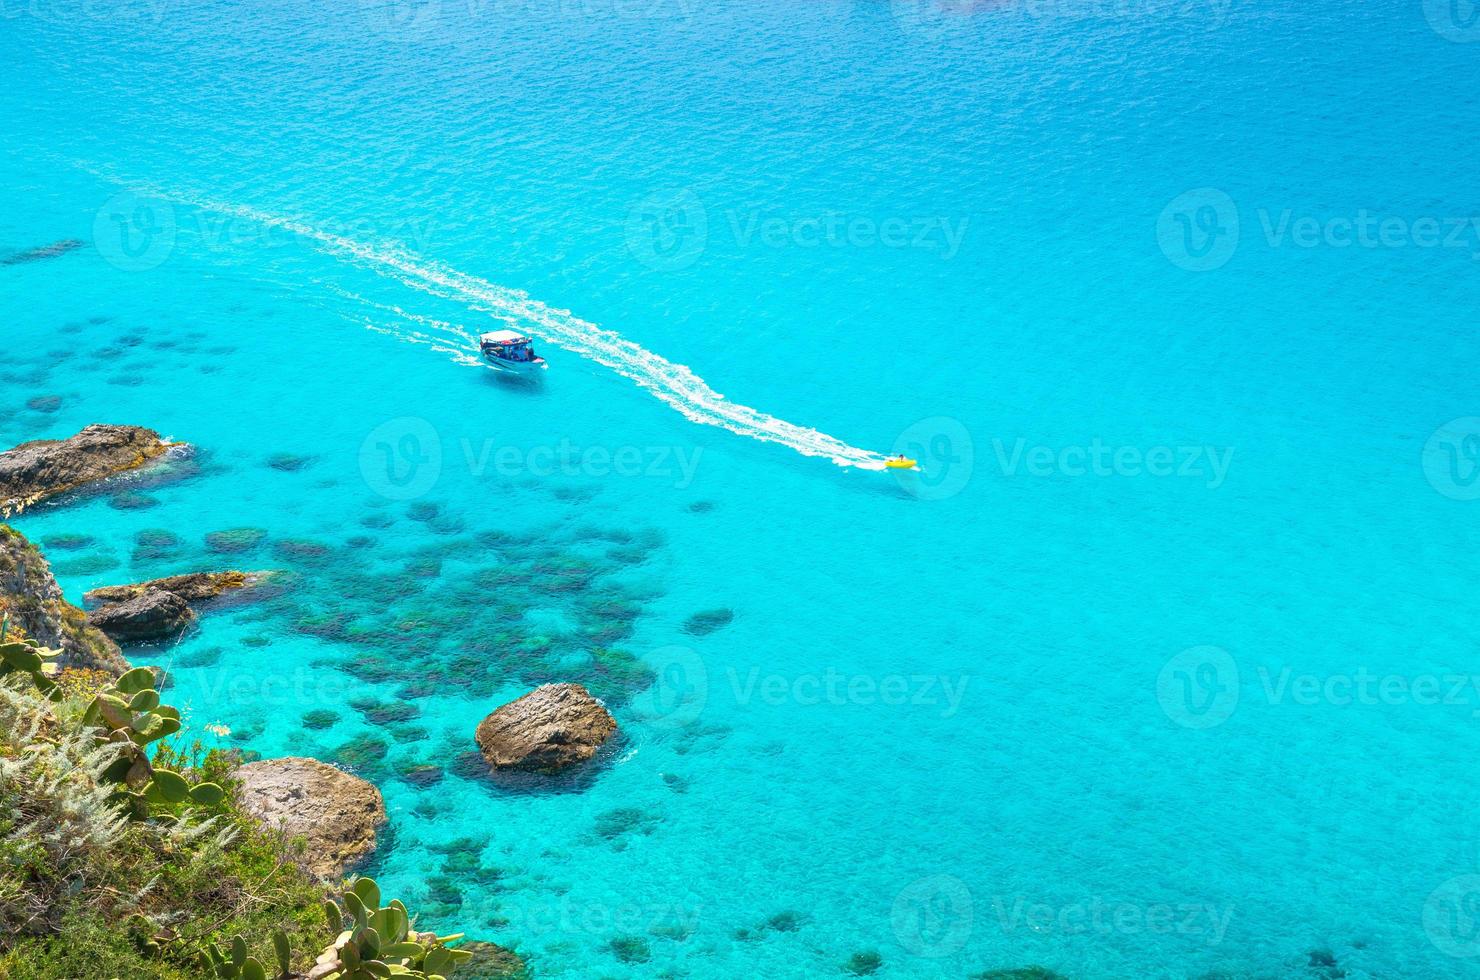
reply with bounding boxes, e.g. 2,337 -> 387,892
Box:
84,571 -> 275,644
85,570 -> 270,606
236,757 -> 387,880
475,683 -> 618,774
0,524 -> 127,674
87,588 -> 196,643
0,425 -> 174,516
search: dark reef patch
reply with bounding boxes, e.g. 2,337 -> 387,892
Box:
265,452 -> 317,472
2,238 -> 85,265
51,553 -> 123,576
608,936 -> 650,964
109,491 -> 159,511
42,533 -> 95,551
593,806 -> 660,844
396,762 -> 445,788
681,608 -> 734,636
331,734 -> 390,772
176,646 -> 223,668
205,527 -> 267,554
302,709 -> 339,730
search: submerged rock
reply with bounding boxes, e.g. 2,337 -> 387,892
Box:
205,527 -> 267,553
681,608 -> 734,636
88,587 -> 196,642
265,452 -> 316,472
108,490 -> 159,511
474,683 -> 618,774
41,533 -> 95,551
1,238 -> 85,266
236,756 -> 387,879
0,424 -> 175,516
84,570 -> 270,606
453,940 -> 529,979
0,524 -> 128,673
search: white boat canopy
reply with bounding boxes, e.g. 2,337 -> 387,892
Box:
481,330 -> 532,346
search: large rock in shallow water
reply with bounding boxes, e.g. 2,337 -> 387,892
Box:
88,587 -> 196,642
237,757 -> 387,879
85,570 -> 270,606
475,683 -> 618,774
0,524 -> 127,673
0,424 -> 173,516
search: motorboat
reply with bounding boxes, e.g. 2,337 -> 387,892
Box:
480,330 -> 547,373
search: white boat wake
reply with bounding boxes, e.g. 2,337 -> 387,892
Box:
178,194 -> 890,471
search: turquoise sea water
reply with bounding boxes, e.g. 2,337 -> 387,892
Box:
6,1 -> 1480,976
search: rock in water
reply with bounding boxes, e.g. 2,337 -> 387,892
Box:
236,757 -> 387,879
475,683 -> 618,774
88,587 -> 196,642
0,524 -> 128,673
0,424 -> 174,516
85,570 -> 270,605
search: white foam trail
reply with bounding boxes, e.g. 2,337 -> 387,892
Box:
182,195 -> 890,470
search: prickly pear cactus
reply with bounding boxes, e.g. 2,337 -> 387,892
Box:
199,931 -> 289,980
80,665 -> 226,817
0,612 -> 61,698
309,876 -> 473,980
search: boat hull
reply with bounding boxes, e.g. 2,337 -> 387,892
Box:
482,351 -> 547,373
